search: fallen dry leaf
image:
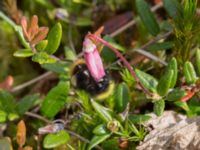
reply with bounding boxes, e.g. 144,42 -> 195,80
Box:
137,111 -> 200,150
16,120 -> 26,149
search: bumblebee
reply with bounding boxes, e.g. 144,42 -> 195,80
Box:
70,60 -> 114,100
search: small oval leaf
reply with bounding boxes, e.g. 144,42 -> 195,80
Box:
166,89 -> 186,101
41,82 -> 69,118
167,57 -> 178,88
91,99 -> 112,122
36,40 -> 48,51
183,61 -> 197,84
157,70 -> 174,96
43,130 -> 70,149
195,48 -> 200,75
0,110 -> 7,123
129,114 -> 151,124
45,22 -> 62,54
13,49 -> 34,57
136,0 -> 160,36
88,134 -> 111,150
153,99 -> 165,116
93,124 -> 108,135
32,52 -> 57,64
136,69 -> 158,93
163,0 -> 180,19
114,82 -> 129,113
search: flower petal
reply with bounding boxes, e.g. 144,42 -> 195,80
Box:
83,38 -> 105,81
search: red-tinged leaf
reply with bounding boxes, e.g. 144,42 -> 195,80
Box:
31,27 -> 49,45
28,15 -> 39,41
21,16 -> 30,41
16,120 -> 26,148
181,90 -> 195,102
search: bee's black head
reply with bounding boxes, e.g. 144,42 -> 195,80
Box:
71,63 -> 110,96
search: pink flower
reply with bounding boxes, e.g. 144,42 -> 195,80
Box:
83,37 -> 105,82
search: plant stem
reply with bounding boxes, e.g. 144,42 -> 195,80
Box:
88,33 -> 153,97
11,71 -> 53,93
0,11 -> 29,48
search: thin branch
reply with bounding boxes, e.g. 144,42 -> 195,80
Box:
141,31 -> 172,49
11,71 -> 53,93
0,11 -> 29,48
110,2 -> 163,37
25,112 -> 51,124
134,48 -> 167,65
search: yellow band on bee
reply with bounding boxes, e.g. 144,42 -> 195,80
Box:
94,81 -> 115,100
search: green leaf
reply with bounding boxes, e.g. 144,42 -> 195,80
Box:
136,0 -> 160,36
36,40 -> 48,51
0,137 -> 13,150
166,89 -> 186,101
0,110 -> 7,123
91,99 -> 112,122
43,130 -> 70,149
163,0 -> 180,19
88,134 -> 111,150
64,46 -> 76,61
136,69 -> 158,93
93,124 -> 108,135
8,113 -> 19,121
183,61 -> 197,84
167,57 -> 178,88
42,62 -> 70,74
114,82 -> 129,113
32,52 -> 57,64
0,90 -> 16,113
129,114 -> 151,124
153,99 -> 165,116
195,48 -> 200,75
157,70 -> 174,96
102,139 -> 121,150
41,82 -> 69,118
147,41 -> 174,51
45,22 -> 62,54
13,49 -> 34,57
16,94 -> 39,115
174,101 -> 190,112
